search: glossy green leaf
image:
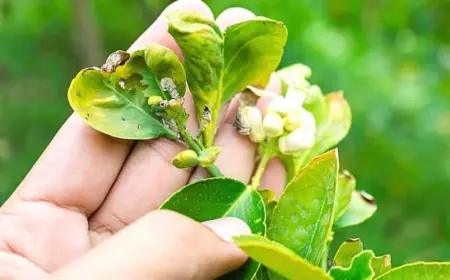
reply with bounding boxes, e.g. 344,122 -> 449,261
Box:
222,17 -> 287,103
259,189 -> 277,227
68,45 -> 186,140
334,171 -> 356,220
234,235 -> 331,280
334,190 -> 377,228
160,177 -> 265,280
371,254 -> 391,278
268,149 -> 339,265
167,10 -> 223,127
333,238 -> 363,268
309,91 -> 351,158
329,251 -> 375,280
375,262 -> 450,280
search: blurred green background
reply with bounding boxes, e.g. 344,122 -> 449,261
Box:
1,0 -> 449,266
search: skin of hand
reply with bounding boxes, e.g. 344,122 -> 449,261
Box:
0,1 -> 286,279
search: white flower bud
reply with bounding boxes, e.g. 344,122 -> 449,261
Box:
249,126 -> 266,143
283,107 -> 315,132
263,113 -> 284,137
241,106 -> 263,129
299,108 -> 316,131
266,96 -> 290,116
285,87 -> 306,107
283,111 -> 302,132
238,106 -> 266,142
278,125 -> 316,154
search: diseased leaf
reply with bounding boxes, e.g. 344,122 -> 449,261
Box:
329,251 -> 375,280
308,91 -> 351,157
68,45 -> 186,140
334,190 -> 377,229
268,149 -> 339,265
167,11 -> 224,146
371,254 -> 391,278
160,178 -> 265,280
234,235 -> 331,280
335,171 -> 356,220
334,238 -> 363,268
222,17 -> 287,102
375,262 -> 450,280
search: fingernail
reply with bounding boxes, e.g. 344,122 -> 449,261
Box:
203,217 -> 251,242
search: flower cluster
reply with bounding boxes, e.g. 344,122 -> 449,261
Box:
237,80 -> 318,155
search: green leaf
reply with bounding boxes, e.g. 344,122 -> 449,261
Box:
334,171 -> 356,220
333,238 -> 363,268
222,17 -> 287,103
258,189 -> 277,227
68,45 -> 186,140
329,251 -> 375,280
268,149 -> 339,265
160,177 -> 265,280
234,235 -> 331,280
334,190 -> 377,228
308,92 -> 351,157
371,254 -> 391,278
375,262 -> 450,280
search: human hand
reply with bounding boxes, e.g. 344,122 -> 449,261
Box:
0,1 -> 285,279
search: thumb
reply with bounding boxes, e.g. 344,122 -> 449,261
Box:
53,210 -> 250,280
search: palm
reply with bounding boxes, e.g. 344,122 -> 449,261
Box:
0,2 -> 285,279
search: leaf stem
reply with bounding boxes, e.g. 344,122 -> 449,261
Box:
249,140 -> 276,190
177,123 -> 223,177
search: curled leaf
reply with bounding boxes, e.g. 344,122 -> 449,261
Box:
334,190 -> 377,228
333,238 -> 363,268
334,170 -> 356,220
329,251 -> 375,280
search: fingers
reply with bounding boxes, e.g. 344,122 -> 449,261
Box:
55,211 -> 250,280
2,115 -> 132,216
1,1 -> 208,217
260,158 -> 286,196
88,5 -> 258,237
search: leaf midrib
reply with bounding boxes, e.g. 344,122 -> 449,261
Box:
222,186 -> 251,217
